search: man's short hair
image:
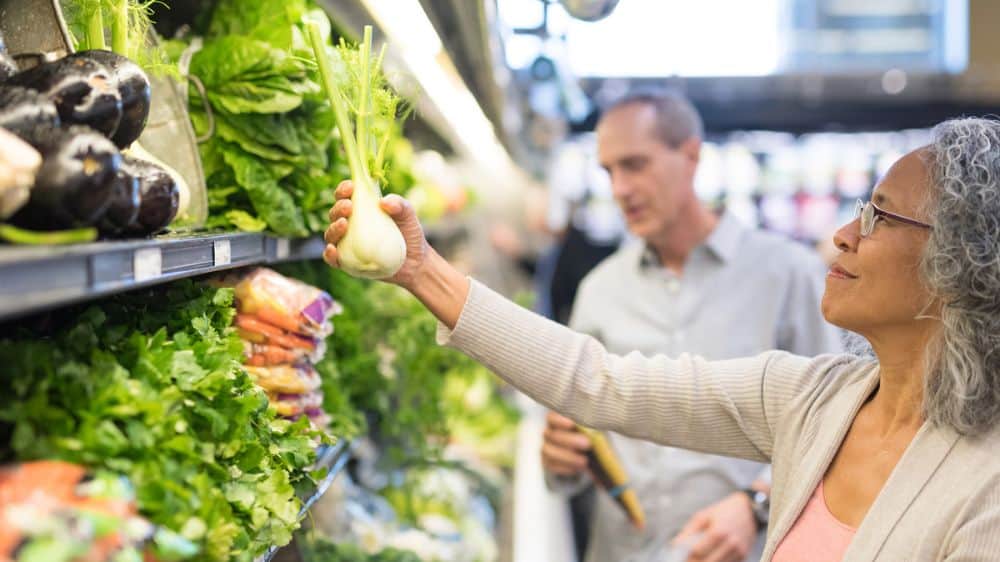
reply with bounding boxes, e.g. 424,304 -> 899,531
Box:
600,89 -> 704,148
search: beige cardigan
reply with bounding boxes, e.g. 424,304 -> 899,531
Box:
440,281 -> 1000,561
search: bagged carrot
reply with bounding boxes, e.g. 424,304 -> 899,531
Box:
244,364 -> 322,395
243,342 -> 310,366
235,314 -> 323,351
267,389 -> 324,418
229,268 -> 341,338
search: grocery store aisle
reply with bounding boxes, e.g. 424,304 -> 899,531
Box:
511,396 -> 577,562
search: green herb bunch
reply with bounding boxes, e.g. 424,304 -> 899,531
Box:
276,261 -> 511,463
174,0 -> 338,236
0,281 -> 319,561
61,0 -> 167,72
300,536 -> 421,562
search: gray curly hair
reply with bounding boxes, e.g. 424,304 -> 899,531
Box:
922,117 -> 1000,436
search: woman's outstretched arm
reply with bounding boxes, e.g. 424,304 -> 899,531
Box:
323,181 -> 851,461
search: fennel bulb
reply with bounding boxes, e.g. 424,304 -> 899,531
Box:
307,23 -> 407,279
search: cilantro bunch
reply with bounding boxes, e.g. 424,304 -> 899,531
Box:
0,281 -> 319,561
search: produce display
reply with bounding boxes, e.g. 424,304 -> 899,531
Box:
0,282 -> 323,561
277,262 -> 461,460
0,32 -> 184,242
311,460 -> 504,562
276,262 -> 519,562
0,461 -> 197,562
0,0 -> 512,560
223,267 -> 343,430
301,536 -> 421,562
440,365 -> 520,472
161,0 -> 418,237
0,268 -> 520,561
380,468 -> 500,562
167,0 -> 338,236
0,0 -> 426,243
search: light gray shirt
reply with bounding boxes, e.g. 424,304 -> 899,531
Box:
551,213 -> 842,562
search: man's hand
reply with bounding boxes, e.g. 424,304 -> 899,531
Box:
672,492 -> 758,562
541,412 -> 592,477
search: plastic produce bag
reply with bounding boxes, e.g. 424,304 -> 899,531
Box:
243,341 -> 314,366
268,389 -> 324,417
235,313 -> 326,362
244,363 -> 322,395
231,268 -> 341,338
0,461 -> 197,562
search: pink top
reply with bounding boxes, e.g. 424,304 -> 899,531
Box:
772,481 -> 857,562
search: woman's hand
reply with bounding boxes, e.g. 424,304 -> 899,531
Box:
324,179 -> 470,329
323,180 -> 429,290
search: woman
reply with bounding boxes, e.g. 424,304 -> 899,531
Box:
324,118 -> 1000,561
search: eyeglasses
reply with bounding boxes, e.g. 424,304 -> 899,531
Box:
855,199 -> 933,238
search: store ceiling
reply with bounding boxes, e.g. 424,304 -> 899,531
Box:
492,0 -> 1000,135
582,74 -> 1000,135
417,0 -> 509,142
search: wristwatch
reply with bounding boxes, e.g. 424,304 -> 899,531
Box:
742,488 -> 770,529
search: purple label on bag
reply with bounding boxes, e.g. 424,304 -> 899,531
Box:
301,291 -> 335,326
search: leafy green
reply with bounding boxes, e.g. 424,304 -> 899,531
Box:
222,147 -> 307,236
0,281 -> 322,561
300,536 -> 421,562
440,363 -> 521,469
225,210 -> 268,232
61,0 -> 170,74
274,261 -> 519,463
175,0 -> 351,235
174,0 -> 415,236
188,36 -> 313,115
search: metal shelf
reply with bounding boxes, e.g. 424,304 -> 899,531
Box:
256,440 -> 353,562
0,232 -> 327,322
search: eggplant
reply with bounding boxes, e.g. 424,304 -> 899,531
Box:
75,51 -> 151,148
8,56 -> 122,138
0,33 -> 18,81
97,168 -> 141,234
121,156 -> 179,235
11,125 -> 121,229
0,86 -> 61,139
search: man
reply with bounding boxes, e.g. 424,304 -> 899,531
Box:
542,91 -> 842,562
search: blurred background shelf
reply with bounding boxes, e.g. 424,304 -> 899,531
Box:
0,232 -> 326,321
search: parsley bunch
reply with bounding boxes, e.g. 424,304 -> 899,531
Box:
0,281 -> 319,561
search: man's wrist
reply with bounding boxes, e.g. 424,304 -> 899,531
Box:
741,488 -> 770,530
